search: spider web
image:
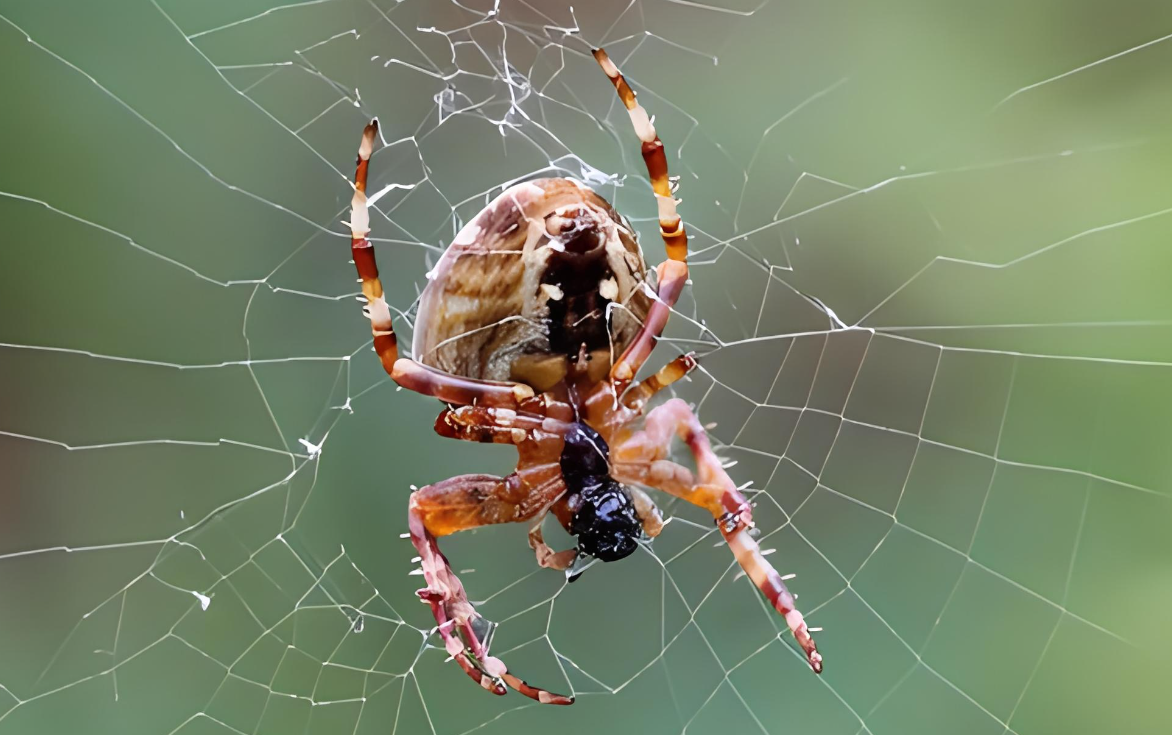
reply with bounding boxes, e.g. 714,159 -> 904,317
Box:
1,0 -> 1170,733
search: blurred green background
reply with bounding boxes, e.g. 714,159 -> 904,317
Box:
2,0 -> 1171,733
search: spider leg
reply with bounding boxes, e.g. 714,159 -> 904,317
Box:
610,398 -> 823,673
593,48 -> 687,264
628,485 -> 666,539
347,121 -> 533,408
438,407 -> 584,571
593,48 -> 691,388
621,352 -> 698,412
433,404 -> 574,447
527,511 -> 577,571
435,403 -> 585,570
410,474 -> 574,704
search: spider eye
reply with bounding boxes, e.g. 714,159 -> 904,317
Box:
570,479 -> 641,563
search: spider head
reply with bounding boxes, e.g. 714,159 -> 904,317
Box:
570,478 -> 642,563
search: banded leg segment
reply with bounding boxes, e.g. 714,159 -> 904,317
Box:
434,405 -> 574,448
349,120 -> 398,376
410,474 -> 574,704
610,398 -> 823,673
592,49 -> 691,386
621,352 -> 698,411
593,48 -> 688,265
348,121 -> 533,408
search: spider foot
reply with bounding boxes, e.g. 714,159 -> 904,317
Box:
409,512 -> 574,704
785,611 -> 824,674
453,614 -> 574,704
718,506 -> 824,674
433,616 -> 508,696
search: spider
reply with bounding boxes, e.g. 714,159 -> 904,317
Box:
344,48 -> 821,705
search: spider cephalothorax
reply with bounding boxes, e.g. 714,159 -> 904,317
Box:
344,48 -> 822,706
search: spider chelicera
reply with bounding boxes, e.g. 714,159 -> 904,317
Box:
344,48 -> 821,705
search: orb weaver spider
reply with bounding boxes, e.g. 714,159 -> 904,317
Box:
343,48 -> 821,705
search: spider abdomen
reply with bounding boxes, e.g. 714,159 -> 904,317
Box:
412,179 -> 653,392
